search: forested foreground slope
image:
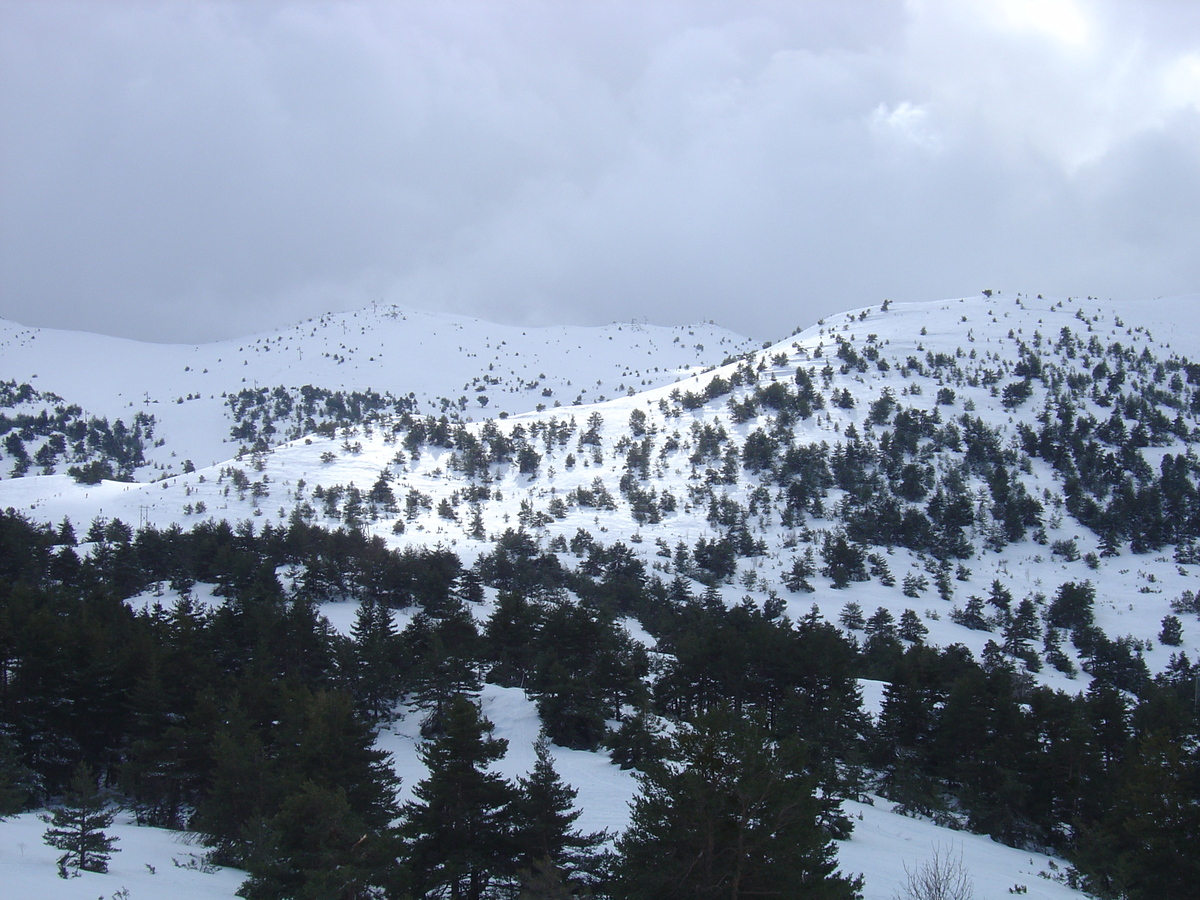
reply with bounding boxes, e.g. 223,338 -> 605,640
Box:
2,293 -> 1199,899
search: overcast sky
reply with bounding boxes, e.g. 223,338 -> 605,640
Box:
2,0 -> 1199,344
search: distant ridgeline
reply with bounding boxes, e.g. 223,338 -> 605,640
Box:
0,379 -> 155,483
226,384 -> 419,451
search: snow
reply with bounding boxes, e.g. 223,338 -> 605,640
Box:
0,809 -> 245,900
841,796 -> 1084,900
8,291 -> 1192,898
858,679 -> 889,722
0,305 -> 754,475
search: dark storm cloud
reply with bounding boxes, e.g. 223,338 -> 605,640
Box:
1,0 -> 1198,343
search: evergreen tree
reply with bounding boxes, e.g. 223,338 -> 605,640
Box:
872,645 -> 948,819
402,694 -> 519,900
865,607 -> 897,639
819,532 -> 868,589
1074,730 -> 1200,899
898,609 -> 929,643
42,762 -> 119,874
531,601 -> 645,751
119,662 -> 201,828
605,706 -> 670,773
484,591 -> 543,689
56,516 -> 76,546
950,596 -> 991,632
1158,615 -> 1183,647
403,605 -> 484,735
1002,598 -> 1041,665
987,579 -> 1013,612
350,595 -> 402,720
192,703 -> 275,859
276,689 -> 402,830
784,553 -> 816,593
512,737 -> 606,891
194,687 -> 400,867
237,782 -> 404,900
1047,581 -> 1095,633
534,666 -> 610,752
838,601 -> 865,632
611,709 -> 862,900
934,667 -> 1039,846
516,857 -> 580,900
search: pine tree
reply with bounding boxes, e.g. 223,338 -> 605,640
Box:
838,601 -> 865,631
402,605 -> 484,735
192,703 -> 273,859
534,663 -> 610,752
950,596 -> 991,631
865,606 -> 897,639
784,553 -> 816,593
42,762 -> 120,874
819,532 -> 867,589
276,689 -> 402,830
612,709 -> 862,900
512,737 -> 606,890
119,663 -> 198,828
484,591 -> 543,689
1047,580 -> 1095,633
1002,598 -> 1041,665
350,595 -> 402,720
902,572 -> 928,598
237,782 -> 404,900
402,694 -> 518,900
56,516 -> 76,546
872,645 -> 946,819
606,707 -> 670,773
1159,614 -> 1184,647
898,609 -> 929,643
517,857 -> 579,900
1074,730 -> 1200,899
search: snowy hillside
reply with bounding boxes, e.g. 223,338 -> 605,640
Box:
4,292 -> 1199,899
9,293 -> 1196,675
0,304 -> 754,474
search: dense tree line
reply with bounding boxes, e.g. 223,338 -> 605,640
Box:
1,503 -> 1197,896
466,531 -> 1200,899
0,511 -> 865,897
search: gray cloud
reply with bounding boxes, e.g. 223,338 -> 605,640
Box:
2,0 -> 1198,343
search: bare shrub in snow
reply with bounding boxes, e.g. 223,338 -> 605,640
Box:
894,844 -> 974,900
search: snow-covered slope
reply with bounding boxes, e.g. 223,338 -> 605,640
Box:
9,293 -> 1193,678
0,304 -> 754,473
7,291 -> 1198,899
